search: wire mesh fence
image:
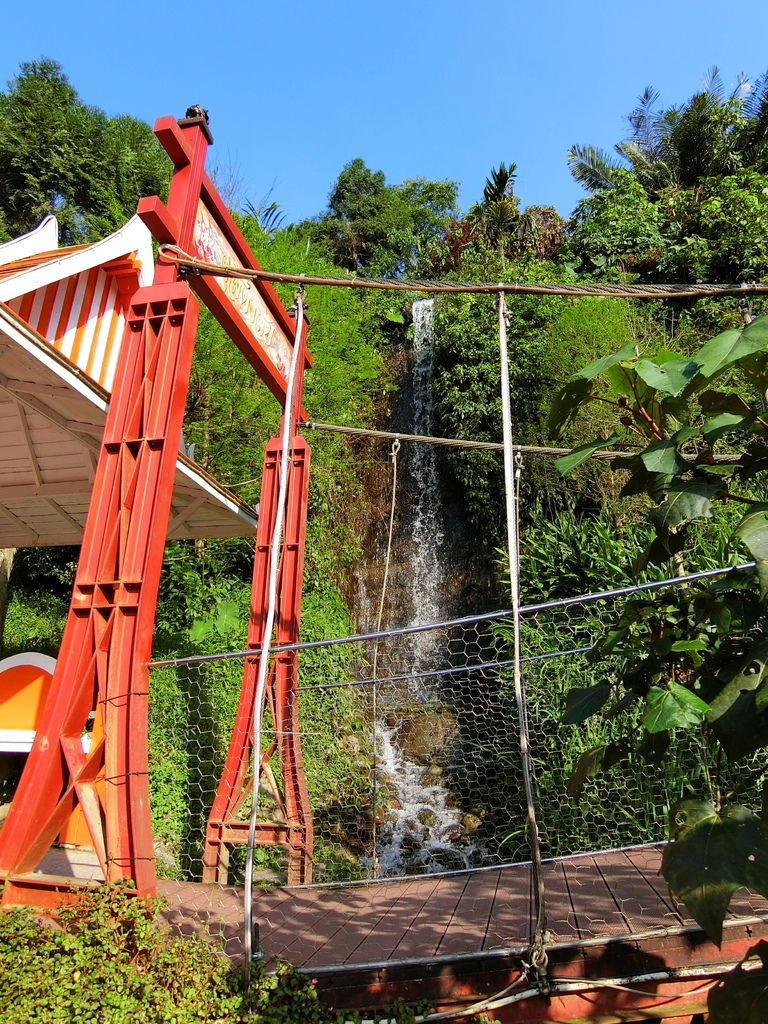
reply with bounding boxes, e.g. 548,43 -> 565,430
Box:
141,565 -> 768,971
147,566 -> 766,898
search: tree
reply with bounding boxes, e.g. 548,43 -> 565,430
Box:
658,170 -> 768,282
566,170 -> 666,276
309,157 -> 458,275
566,72 -> 768,285
0,59 -> 170,244
551,313 -> 768,945
568,69 -> 768,198
467,163 -> 519,253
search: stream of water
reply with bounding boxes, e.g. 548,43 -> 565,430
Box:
369,299 -> 484,877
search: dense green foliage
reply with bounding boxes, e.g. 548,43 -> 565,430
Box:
0,884 -> 426,1023
550,315 -> 768,943
0,59 -> 170,243
306,157 -> 458,275
567,70 -> 768,284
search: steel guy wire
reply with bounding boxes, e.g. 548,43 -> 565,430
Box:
148,561 -> 756,668
243,286 -> 305,980
161,243 -> 768,299
497,291 -> 547,979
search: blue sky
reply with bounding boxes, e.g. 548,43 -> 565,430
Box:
4,0 -> 768,224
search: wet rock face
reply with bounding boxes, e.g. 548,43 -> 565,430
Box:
345,299 -> 497,879
393,709 -> 458,765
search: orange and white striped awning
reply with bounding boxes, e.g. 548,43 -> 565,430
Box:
0,218 -> 257,546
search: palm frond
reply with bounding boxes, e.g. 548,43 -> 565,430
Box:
243,198 -> 286,235
482,163 -> 517,206
701,66 -> 724,104
567,145 -> 627,192
743,69 -> 768,121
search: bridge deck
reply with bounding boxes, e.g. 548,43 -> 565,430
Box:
156,844 -> 768,970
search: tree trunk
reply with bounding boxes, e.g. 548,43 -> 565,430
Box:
0,548 -> 16,650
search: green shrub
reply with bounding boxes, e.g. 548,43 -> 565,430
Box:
0,884 -> 428,1023
0,885 -> 302,1023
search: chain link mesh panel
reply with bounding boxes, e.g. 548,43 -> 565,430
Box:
149,599 -> 765,883
145,572 -> 768,967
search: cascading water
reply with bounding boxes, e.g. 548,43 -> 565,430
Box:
368,298 -> 485,877
406,299 -> 444,661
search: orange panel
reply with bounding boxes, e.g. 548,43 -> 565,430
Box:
0,657 -> 55,730
58,707 -> 105,848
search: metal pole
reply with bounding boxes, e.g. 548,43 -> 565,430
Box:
243,290 -> 306,974
497,292 -> 548,974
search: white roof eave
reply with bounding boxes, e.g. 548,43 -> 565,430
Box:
0,215 -> 155,303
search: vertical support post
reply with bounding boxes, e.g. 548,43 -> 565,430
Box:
0,283 -> 199,905
203,313 -> 313,886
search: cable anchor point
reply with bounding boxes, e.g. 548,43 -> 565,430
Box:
289,285 -> 307,316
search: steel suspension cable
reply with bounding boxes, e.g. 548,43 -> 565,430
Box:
160,243 -> 768,299
498,292 -> 548,985
302,421 -> 621,458
370,438 -> 400,873
243,287 -> 306,982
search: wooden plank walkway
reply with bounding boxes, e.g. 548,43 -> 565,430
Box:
156,843 -> 768,970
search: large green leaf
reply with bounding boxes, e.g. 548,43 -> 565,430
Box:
650,479 -> 721,530
707,640 -> 768,759
554,432 -> 621,474
709,641 -> 768,707
702,411 -> 756,445
737,445 -> 768,482
643,683 -> 709,733
731,503 -> 768,598
562,683 -> 611,724
188,618 -> 212,644
566,745 -> 606,799
214,600 -> 240,636
662,800 -> 768,946
737,346 -> 768,390
699,389 -> 753,416
547,378 -> 594,438
617,459 -> 673,500
660,394 -> 691,433
635,358 -> 700,396
631,529 -> 686,573
636,728 -> 670,763
604,361 -> 636,395
574,341 -> 637,381
694,318 -> 768,380
640,431 -> 694,474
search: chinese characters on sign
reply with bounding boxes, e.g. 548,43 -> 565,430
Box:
193,202 -> 293,379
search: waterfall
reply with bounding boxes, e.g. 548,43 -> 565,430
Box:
367,298 -> 486,877
408,298 -> 445,633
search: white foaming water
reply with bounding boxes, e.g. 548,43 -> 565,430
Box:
367,299 -> 484,877
368,724 -> 482,877
408,298 -> 444,644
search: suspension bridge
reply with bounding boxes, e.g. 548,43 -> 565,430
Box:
1,110 -> 767,1023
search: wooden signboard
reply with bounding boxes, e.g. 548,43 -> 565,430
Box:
138,116 -> 310,403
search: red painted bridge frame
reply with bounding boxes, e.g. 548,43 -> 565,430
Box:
0,114 -> 313,905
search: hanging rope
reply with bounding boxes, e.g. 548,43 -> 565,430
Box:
303,421 -> 618,458
300,420 -> 738,463
243,286 -> 306,984
161,243 -> 768,299
497,292 -> 548,989
369,438 -> 401,874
